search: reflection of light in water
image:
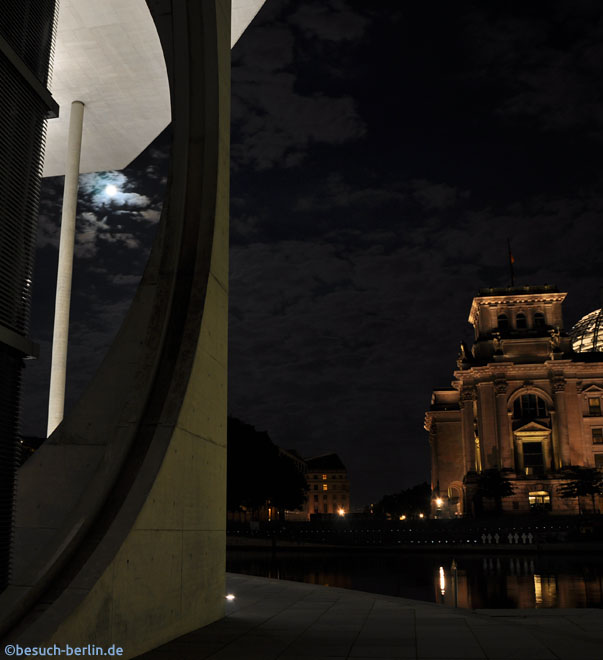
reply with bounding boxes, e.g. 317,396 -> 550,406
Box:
534,574 -> 557,607
439,566 -> 446,596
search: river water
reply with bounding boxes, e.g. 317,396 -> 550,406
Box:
227,550 -> 603,608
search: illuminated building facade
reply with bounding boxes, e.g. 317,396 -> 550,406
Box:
425,286 -> 603,516
0,0 -> 58,589
305,453 -> 350,518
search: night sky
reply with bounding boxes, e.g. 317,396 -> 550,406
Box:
23,0 -> 603,507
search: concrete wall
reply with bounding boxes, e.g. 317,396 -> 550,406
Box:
0,2 -> 231,656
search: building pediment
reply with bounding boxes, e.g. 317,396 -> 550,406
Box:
514,421 -> 551,435
581,383 -> 603,394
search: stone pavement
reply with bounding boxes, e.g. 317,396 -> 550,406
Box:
137,573 -> 603,659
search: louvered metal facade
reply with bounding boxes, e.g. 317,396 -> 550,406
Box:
0,0 -> 58,590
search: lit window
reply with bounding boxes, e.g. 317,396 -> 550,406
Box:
588,398 -> 602,416
528,490 -> 551,510
516,313 -> 527,329
322,484 -> 328,491
593,428 -> 603,444
322,474 -> 327,480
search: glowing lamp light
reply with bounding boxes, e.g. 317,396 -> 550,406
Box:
399,515 -> 406,520
419,513 -> 425,519
105,184 -> 118,197
439,566 -> 446,596
435,497 -> 444,508
337,508 -> 345,516
225,594 -> 236,601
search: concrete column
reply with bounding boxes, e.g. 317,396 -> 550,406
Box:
47,100 -> 85,437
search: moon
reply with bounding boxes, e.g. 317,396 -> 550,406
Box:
105,184 -> 118,197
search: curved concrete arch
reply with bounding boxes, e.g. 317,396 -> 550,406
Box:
0,1 -> 231,654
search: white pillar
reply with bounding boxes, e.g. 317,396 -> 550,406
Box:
47,100 -> 85,437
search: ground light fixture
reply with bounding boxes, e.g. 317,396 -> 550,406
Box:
225,594 -> 236,601
399,515 -> 406,520
419,513 -> 424,519
435,497 -> 444,508
337,508 -> 345,516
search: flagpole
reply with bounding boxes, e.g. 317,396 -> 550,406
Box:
507,238 -> 515,287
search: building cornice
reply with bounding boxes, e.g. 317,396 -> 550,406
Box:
468,292 -> 567,326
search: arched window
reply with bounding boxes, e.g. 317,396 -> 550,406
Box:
498,314 -> 509,330
513,394 -> 548,420
516,313 -> 527,329
534,312 -> 545,328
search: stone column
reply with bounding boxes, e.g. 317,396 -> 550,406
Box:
552,376 -> 570,467
47,100 -> 85,437
460,387 -> 476,473
494,377 -> 512,468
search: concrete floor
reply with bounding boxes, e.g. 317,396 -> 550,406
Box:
138,573 -> 603,659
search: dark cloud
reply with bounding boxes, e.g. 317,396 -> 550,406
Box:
22,2 -> 603,507
231,2 -> 366,171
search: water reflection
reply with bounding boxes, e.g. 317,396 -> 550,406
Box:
227,550 -> 603,608
436,556 -> 603,608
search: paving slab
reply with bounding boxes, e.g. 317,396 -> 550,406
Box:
137,573 -> 603,660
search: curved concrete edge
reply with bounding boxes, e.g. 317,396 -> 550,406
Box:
0,1 -> 230,656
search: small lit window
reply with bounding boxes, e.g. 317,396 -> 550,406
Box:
593,428 -> 603,444
588,398 -> 602,416
516,313 -> 527,329
534,312 -> 545,328
322,474 -> 327,480
322,484 -> 328,491
498,314 -> 509,330
528,490 -> 550,509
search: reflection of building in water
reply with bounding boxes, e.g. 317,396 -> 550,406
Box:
425,286 -> 603,517
435,557 -> 603,609
306,570 -> 352,590
534,575 -> 557,607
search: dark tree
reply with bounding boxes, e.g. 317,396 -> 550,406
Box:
227,417 -> 307,518
557,466 -> 603,514
468,469 -> 515,516
374,482 -> 431,518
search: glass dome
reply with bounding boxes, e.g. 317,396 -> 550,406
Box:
570,308 -> 603,353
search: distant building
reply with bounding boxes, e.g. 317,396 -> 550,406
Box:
425,286 -> 603,516
305,453 -> 351,519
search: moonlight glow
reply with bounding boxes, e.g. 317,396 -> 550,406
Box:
105,184 -> 118,197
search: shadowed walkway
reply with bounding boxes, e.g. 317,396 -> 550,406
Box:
137,573 -> 603,659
